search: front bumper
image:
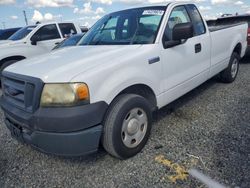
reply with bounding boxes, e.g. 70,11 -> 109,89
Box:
1,97 -> 108,156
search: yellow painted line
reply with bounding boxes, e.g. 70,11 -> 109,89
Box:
155,155 -> 194,183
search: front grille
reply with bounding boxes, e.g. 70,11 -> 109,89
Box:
2,72 -> 44,113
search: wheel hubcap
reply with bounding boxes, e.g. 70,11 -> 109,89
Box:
121,108 -> 148,148
127,119 -> 139,135
231,59 -> 238,78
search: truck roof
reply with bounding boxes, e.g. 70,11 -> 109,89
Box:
118,2 -> 196,12
27,21 -> 78,28
134,3 -> 169,7
109,3 -> 168,13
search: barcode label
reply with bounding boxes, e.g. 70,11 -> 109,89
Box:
142,10 -> 165,16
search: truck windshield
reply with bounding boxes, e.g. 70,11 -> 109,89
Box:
9,26 -> 36,41
79,6 -> 166,45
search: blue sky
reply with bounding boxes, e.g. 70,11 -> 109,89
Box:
0,0 -> 250,29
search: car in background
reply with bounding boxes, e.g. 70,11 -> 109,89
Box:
53,33 -> 85,50
80,26 -> 88,33
0,22 -> 82,76
208,15 -> 250,54
0,27 -> 21,40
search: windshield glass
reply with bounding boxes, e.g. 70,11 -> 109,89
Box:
79,6 -> 166,45
53,34 -> 84,50
9,26 -> 36,41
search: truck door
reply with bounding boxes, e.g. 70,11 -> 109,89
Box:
161,5 -> 211,96
30,24 -> 63,51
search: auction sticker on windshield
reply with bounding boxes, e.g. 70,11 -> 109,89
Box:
142,10 -> 165,16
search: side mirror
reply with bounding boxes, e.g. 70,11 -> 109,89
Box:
163,22 -> 194,48
30,35 -> 39,45
172,22 -> 194,41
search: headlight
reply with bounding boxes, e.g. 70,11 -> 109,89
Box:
40,83 -> 89,107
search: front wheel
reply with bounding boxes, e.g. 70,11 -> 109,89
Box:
102,94 -> 153,159
219,52 -> 240,83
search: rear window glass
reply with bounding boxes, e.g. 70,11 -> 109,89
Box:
59,23 -> 77,37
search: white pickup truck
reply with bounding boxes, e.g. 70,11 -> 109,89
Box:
1,3 -> 247,159
0,22 -> 82,75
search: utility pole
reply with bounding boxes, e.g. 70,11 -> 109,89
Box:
23,10 -> 28,25
2,22 -> 5,29
59,7 -> 63,22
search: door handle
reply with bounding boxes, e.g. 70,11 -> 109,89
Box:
195,43 -> 202,53
55,42 -> 60,45
148,57 -> 160,64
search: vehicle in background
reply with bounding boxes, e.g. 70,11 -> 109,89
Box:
0,27 -> 21,40
221,14 -> 233,17
53,33 -> 85,50
80,26 -> 88,33
8,25 -> 37,41
0,22 -> 82,76
208,15 -> 250,54
1,3 -> 247,159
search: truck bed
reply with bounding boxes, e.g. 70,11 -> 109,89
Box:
207,22 -> 247,32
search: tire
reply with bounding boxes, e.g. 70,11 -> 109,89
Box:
102,94 -> 153,159
219,52 -> 240,83
0,59 -> 19,78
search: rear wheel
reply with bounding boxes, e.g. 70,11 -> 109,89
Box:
219,52 -> 240,83
102,94 -> 153,159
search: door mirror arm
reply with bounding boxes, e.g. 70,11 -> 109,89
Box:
163,40 -> 182,49
31,40 -> 37,45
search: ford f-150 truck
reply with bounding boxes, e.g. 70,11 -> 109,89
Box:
0,22 -> 82,76
1,3 -> 248,159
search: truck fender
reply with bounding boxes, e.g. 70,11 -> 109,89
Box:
229,34 -> 243,58
88,66 -> 161,106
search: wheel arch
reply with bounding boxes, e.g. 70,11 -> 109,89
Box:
113,84 -> 158,111
232,43 -> 242,57
0,55 -> 26,67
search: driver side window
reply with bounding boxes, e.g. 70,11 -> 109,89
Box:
163,6 -> 191,42
31,24 -> 61,42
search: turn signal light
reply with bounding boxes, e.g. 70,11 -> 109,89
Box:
76,84 -> 89,100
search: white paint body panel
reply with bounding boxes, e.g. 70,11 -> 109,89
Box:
4,3 -> 248,109
209,25 -> 248,78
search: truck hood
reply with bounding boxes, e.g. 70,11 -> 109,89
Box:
0,40 -> 12,45
5,45 -> 142,83
0,39 -> 25,47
